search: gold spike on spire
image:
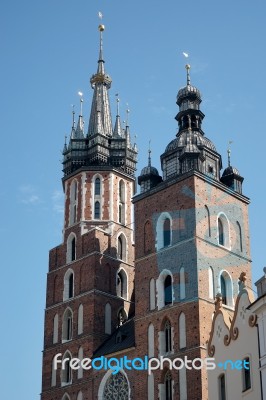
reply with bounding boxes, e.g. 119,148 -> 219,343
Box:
185,64 -> 191,85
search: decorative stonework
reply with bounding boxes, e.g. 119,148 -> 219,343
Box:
103,372 -> 129,400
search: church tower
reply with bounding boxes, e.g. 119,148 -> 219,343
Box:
133,64 -> 251,399
41,24 -> 137,400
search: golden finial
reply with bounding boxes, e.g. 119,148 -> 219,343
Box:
98,24 -> 105,32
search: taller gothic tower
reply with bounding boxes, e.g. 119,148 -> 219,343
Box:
41,24 -> 137,400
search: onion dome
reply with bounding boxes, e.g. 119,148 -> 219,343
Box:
220,146 -> 243,194
138,147 -> 162,193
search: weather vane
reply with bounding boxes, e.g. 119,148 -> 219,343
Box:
227,140 -> 233,167
78,91 -> 83,116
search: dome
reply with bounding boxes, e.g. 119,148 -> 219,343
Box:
177,84 -> 201,105
222,166 -> 241,177
164,131 -> 216,153
140,165 -> 159,176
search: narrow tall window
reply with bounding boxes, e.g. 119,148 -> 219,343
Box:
165,371 -> 173,400
53,314 -> 59,344
71,237 -> 76,261
242,357 -> 251,391
69,180 -> 78,225
51,356 -> 57,387
105,303 -> 111,334
62,308 -> 73,342
163,218 -> 171,247
219,374 -> 226,400
118,236 -> 123,259
221,275 -> 227,305
149,278 -> 156,310
165,320 -> 172,353
95,177 -> 101,195
94,201 -> 100,219
148,324 -> 155,358
180,267 -> 186,300
209,267 -> 215,299
164,275 -> 173,305
179,312 -> 186,349
237,222 -> 243,252
220,271 -> 233,307
205,205 -> 211,237
78,347 -> 83,379
118,180 -> 125,224
218,218 -> 224,246
61,352 -> 72,385
68,273 -> 74,298
78,304 -> 83,335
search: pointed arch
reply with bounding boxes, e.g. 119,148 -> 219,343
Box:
180,266 -> 186,300
63,268 -> 74,300
117,308 -> 127,327
157,269 -> 174,310
149,278 -> 156,310
209,266 -> 215,299
105,303 -> 111,334
66,233 -> 76,263
51,355 -> 57,387
78,304 -> 83,335
179,312 -> 186,349
156,212 -> 172,250
116,268 -> 128,299
61,394 -> 71,400
62,307 -> 73,342
205,205 -> 211,237
77,392 -> 83,400
98,369 -> 130,400
117,233 -> 127,261
219,270 -> 233,307
77,347 -> 83,379
148,323 -> 155,358
69,179 -> 78,225
53,313 -> 59,344
236,221 -> 243,252
118,180 -> 125,224
61,350 -> 72,386
95,177 -> 101,196
217,212 -> 230,248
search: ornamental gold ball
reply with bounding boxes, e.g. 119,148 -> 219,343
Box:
98,24 -> 105,32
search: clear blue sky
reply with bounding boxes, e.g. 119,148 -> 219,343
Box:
1,0 -> 266,398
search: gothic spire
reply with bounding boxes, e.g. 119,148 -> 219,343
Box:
88,24 -> 113,137
113,96 -> 124,137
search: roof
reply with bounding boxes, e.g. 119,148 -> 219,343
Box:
93,319 -> 135,358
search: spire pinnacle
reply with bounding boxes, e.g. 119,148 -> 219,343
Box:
97,24 -> 105,74
148,140 -> 151,167
227,141 -> 233,167
185,64 -> 191,85
78,92 -> 83,116
116,94 -> 120,116
126,106 -> 130,126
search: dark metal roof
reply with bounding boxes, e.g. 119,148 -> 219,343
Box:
93,319 -> 135,358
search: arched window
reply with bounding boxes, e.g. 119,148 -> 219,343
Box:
77,391 -> 83,400
148,373 -> 154,400
66,233 -> 76,263
105,303 -> 111,334
149,278 -> 156,310
117,308 -> 127,327
165,320 -> 172,353
51,356 -> 57,387
95,177 -> 101,195
63,269 -> 74,300
163,218 -> 171,247
220,270 -> 233,307
62,308 -> 73,342
102,371 -> 129,399
242,357 -> 251,391
209,266 -> 215,299
144,220 -> 152,253
116,269 -> 127,299
148,324 -> 155,358
69,180 -> 78,226
78,304 -> 83,335
205,205 -> 211,237
237,221 -> 243,252
164,275 -> 173,305
94,201 -> 100,219
157,270 -> 174,310
77,347 -> 83,379
218,218 -> 224,245
53,313 -> 59,344
61,351 -> 72,386
179,366 -> 187,400
218,373 -> 226,400
118,180 -> 125,224
77,392 -> 83,400
217,213 -> 230,248
179,312 -> 186,349
164,371 -> 173,400
61,394 -> 71,400
156,213 -> 172,250
117,234 -> 126,261
180,267 -> 186,300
